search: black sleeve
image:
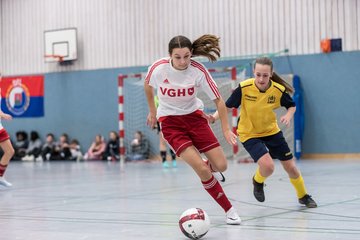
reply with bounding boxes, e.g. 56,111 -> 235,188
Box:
105,143 -> 109,154
225,86 -> 242,108
280,92 -> 296,109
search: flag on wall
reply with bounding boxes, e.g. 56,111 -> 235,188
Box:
1,75 -> 44,117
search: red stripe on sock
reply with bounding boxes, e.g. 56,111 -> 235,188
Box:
202,176 -> 232,212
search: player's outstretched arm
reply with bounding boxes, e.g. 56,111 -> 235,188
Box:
144,83 -> 157,128
213,98 -> 237,145
280,106 -> 296,127
210,108 -> 231,124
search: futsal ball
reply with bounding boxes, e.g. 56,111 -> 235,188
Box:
179,208 -> 210,239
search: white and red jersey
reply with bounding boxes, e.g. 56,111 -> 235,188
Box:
145,58 -> 220,119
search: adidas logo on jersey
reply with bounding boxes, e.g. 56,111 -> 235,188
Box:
163,79 -> 170,84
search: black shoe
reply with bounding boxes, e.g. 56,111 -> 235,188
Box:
252,177 -> 265,202
299,194 -> 317,208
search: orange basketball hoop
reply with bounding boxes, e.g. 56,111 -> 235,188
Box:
44,54 -> 65,62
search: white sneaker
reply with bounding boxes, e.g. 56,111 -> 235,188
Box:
226,207 -> 241,225
22,155 -> 31,161
28,155 -> 35,161
0,176 -> 12,187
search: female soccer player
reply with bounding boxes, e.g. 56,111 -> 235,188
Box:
0,110 -> 15,187
144,34 -> 241,224
212,57 -> 317,208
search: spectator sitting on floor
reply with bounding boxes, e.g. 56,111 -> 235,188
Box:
38,133 -> 57,161
13,131 -> 29,160
126,131 -> 149,161
22,131 -> 42,161
53,133 -> 72,160
84,134 -> 106,160
103,131 -> 119,161
69,139 -> 83,161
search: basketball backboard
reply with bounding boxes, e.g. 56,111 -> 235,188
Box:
44,28 -> 77,62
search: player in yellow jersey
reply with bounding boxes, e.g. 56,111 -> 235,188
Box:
212,57 -> 317,208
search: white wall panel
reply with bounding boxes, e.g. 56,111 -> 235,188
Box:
275,0 -> 283,53
0,0 -> 359,75
300,0 -> 307,53
238,0 -> 245,55
250,0 -> 257,54
283,0 -> 291,53
338,0 -> 345,40
307,0 -> 315,53
267,0 -> 274,53
345,0 -> 359,50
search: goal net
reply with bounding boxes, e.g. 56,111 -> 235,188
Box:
122,74 -> 161,158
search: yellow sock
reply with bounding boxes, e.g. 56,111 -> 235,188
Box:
254,167 -> 266,183
290,175 -> 307,198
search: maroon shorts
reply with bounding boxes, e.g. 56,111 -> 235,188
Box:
0,129 -> 10,142
160,111 -> 220,156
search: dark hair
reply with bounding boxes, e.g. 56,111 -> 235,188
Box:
61,133 -> 68,139
168,34 -> 220,62
254,57 -> 294,94
60,133 -> 69,143
46,133 -> 55,139
135,131 -> 143,140
110,131 -> 119,139
16,131 -> 28,140
30,131 -> 40,141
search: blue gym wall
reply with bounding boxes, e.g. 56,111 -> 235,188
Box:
281,51 -> 360,154
4,51 -> 360,156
